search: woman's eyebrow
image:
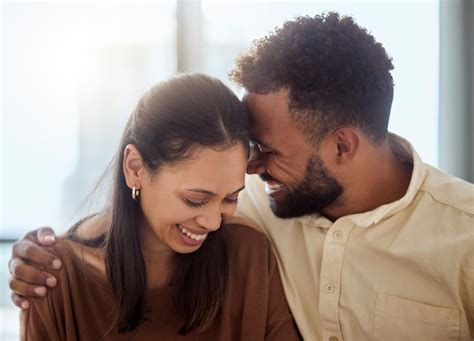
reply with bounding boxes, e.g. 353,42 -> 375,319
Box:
185,189 -> 216,196
229,185 -> 246,195
186,185 -> 245,197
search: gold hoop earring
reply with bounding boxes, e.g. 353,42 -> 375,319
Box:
132,186 -> 140,201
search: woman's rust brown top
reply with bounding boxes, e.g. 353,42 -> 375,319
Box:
20,224 -> 301,340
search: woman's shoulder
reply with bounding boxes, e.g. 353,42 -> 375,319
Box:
221,222 -> 276,271
25,239 -> 92,314
23,238 -> 113,340
45,237 -> 80,272
67,212 -> 109,241
223,223 -> 269,248
43,233 -> 108,295
61,214 -> 108,274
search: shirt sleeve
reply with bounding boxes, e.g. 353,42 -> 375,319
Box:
236,175 -> 268,233
264,242 -> 302,341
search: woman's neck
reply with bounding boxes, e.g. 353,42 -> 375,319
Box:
139,219 -> 177,290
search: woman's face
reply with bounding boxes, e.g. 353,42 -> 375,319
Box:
138,144 -> 248,254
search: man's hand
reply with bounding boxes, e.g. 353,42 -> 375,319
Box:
8,227 -> 62,309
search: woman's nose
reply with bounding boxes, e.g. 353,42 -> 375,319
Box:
196,210 -> 222,232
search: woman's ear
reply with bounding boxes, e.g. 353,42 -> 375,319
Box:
123,144 -> 146,189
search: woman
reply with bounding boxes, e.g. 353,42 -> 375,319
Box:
20,73 -> 301,340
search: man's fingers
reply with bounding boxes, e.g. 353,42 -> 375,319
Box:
37,226 -> 57,246
8,258 -> 57,287
11,239 -> 61,270
11,293 -> 31,309
8,275 -> 48,298
22,226 -> 57,246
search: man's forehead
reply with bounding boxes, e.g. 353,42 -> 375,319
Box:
244,91 -> 294,129
244,97 -> 272,136
244,92 -> 305,151
244,89 -> 290,110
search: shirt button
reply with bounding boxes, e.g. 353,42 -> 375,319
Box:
324,282 -> 336,293
332,230 -> 343,240
329,337 -> 339,341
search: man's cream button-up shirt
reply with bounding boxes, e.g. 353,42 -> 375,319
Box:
237,134 -> 474,341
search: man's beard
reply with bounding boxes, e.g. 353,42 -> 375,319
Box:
266,155 -> 343,219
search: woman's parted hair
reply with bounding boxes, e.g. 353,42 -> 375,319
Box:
230,12 -> 394,145
71,73 -> 249,335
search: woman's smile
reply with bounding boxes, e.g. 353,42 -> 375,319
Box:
176,224 -> 208,246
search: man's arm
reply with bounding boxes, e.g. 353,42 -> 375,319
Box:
8,227 -> 62,309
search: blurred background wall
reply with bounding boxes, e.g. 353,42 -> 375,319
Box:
1,0 -> 472,339
439,0 -> 473,183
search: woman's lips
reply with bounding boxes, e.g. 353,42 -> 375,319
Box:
176,224 -> 207,247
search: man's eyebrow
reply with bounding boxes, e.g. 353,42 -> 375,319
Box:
186,185 -> 246,197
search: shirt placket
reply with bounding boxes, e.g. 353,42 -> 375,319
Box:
318,221 -> 355,341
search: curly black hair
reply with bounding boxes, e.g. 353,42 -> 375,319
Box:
230,12 -> 394,144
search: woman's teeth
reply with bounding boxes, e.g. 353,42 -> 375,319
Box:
177,225 -> 207,241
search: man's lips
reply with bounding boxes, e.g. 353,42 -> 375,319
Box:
259,174 -> 287,196
264,181 -> 287,196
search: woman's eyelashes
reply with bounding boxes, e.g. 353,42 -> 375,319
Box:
185,198 -> 207,208
184,197 -> 238,208
223,197 -> 238,204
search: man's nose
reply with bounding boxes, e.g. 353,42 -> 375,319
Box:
246,158 -> 266,175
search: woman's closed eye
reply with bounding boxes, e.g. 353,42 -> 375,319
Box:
223,197 -> 238,204
185,196 -> 238,208
185,198 -> 207,208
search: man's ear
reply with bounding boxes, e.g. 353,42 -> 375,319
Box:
123,144 -> 146,189
332,127 -> 360,164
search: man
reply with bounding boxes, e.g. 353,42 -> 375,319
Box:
9,13 -> 474,340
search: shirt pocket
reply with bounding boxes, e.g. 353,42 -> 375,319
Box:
373,293 -> 461,341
